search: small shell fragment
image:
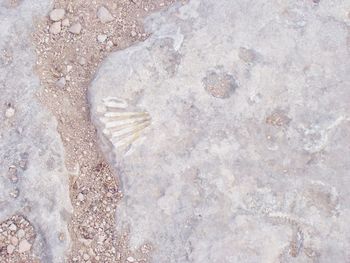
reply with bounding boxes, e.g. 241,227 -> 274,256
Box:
98,97 -> 151,154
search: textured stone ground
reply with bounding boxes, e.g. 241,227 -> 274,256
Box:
1,0 -> 350,262
89,0 -> 350,262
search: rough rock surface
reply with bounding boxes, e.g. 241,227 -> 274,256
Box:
0,0 -> 72,262
89,0 -> 350,262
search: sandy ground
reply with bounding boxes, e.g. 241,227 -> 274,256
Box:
32,0 -> 177,262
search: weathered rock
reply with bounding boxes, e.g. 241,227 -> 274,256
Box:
97,6 -> 114,23
49,9 -> 65,22
61,18 -> 70,27
7,244 -> 15,254
69,22 -> 82,34
97,34 -> 107,43
78,56 -> 86,65
16,229 -> 25,239
10,236 -> 18,246
50,21 -> 61,35
77,193 -> 85,201
8,223 -> 17,231
18,239 -> 31,253
89,0 -> 350,262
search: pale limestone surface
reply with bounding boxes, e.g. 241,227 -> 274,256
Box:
89,0 -> 350,262
0,0 -> 72,261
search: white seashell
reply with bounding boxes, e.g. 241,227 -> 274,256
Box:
98,97 -> 151,154
103,97 -> 128,109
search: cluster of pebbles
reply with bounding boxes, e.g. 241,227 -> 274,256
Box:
0,215 -> 36,261
49,5 -> 119,35
49,8 -> 81,35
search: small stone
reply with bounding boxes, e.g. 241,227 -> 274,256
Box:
5,107 -> 15,118
17,229 -> 25,239
9,224 -> 17,231
97,34 -> 107,43
106,40 -> 114,48
56,77 -> 66,88
49,9 -> 65,21
11,236 -> 18,246
78,57 -> 86,65
18,239 -> 31,253
97,6 -> 114,23
62,18 -> 70,27
58,232 -> 65,241
9,188 -> 19,198
77,193 -> 85,202
7,244 -> 15,254
69,22 -> 82,34
127,256 -> 135,262
50,21 -> 61,34
130,30 -> 137,37
83,254 -> 90,260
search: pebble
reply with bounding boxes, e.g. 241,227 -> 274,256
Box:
83,254 -> 90,260
9,188 -> 19,198
5,107 -> 15,118
127,256 -> 135,262
69,22 -> 82,34
56,77 -> 66,88
62,18 -> 70,27
17,229 -> 25,239
9,223 -> 17,231
97,34 -> 107,43
49,9 -> 65,21
130,30 -> 137,37
97,6 -> 114,23
7,244 -> 15,254
50,21 -> 61,34
11,236 -> 18,246
78,57 -> 86,65
18,239 -> 31,253
106,40 -> 114,49
77,193 -> 85,202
